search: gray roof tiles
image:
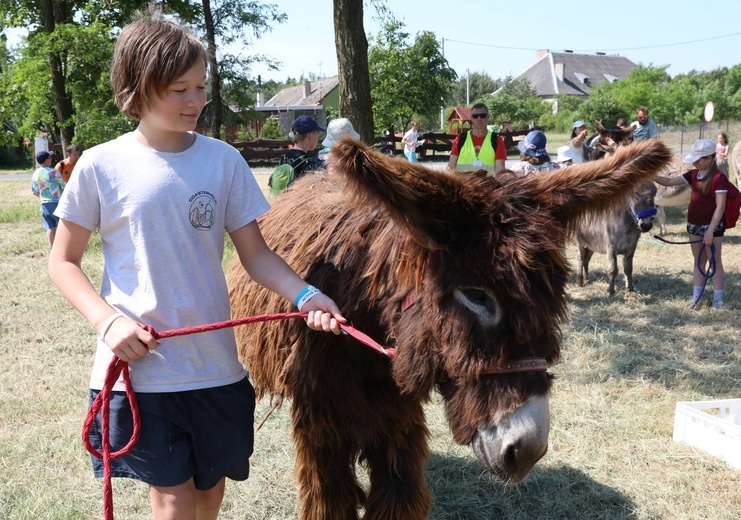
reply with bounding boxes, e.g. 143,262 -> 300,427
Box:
514,51 -> 636,97
264,76 -> 340,108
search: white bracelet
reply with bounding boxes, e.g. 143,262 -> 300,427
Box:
97,312 -> 125,342
295,286 -> 322,311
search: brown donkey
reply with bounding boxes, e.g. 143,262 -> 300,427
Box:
227,138 -> 673,520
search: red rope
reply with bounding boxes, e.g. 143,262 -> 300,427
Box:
81,311 -> 393,520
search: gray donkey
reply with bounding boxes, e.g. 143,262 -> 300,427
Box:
576,122 -> 658,294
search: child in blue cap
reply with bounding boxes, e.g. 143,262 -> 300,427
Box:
513,130 -> 560,177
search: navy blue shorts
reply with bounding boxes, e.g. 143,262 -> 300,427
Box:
88,376 -> 255,490
41,202 -> 59,230
687,221 -> 725,237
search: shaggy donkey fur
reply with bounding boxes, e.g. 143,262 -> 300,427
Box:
227,138 -> 673,520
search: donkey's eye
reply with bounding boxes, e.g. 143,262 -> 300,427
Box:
462,288 -> 488,305
454,287 -> 501,327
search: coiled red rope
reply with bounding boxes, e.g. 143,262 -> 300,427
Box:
82,311 -> 394,520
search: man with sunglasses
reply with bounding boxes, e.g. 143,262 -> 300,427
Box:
447,103 -> 506,173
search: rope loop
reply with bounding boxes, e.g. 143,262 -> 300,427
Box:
649,234 -> 716,309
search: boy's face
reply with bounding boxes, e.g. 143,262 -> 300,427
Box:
68,149 -> 82,164
141,61 -> 207,134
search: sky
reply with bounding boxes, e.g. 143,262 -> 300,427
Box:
4,1 -> 740,85
245,0 -> 741,84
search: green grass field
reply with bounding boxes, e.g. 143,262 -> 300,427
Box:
0,174 -> 739,519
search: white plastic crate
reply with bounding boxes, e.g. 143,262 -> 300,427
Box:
672,399 -> 741,469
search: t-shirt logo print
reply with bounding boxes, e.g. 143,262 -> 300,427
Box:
189,191 -> 217,231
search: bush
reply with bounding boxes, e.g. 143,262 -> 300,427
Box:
259,116 -> 286,140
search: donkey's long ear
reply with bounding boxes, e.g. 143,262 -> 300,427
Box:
329,137 -> 489,249
521,140 -> 673,229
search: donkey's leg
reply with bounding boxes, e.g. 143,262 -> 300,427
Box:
362,403 -> 431,520
606,247 -> 619,295
576,245 -> 593,287
657,206 -> 667,236
292,408 -> 365,520
623,248 -> 636,292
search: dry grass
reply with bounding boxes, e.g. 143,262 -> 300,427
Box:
0,178 -> 739,519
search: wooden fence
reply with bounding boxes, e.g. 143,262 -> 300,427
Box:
231,139 -> 292,165
232,128 -> 535,166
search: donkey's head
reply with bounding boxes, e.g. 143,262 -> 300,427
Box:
629,182 -> 658,233
329,138 -> 673,482
590,120 -> 637,160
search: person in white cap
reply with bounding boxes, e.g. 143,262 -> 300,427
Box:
568,120 -> 591,163
554,145 -> 574,168
319,118 -> 359,158
655,139 -> 728,308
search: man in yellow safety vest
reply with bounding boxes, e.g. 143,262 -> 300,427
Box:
446,103 -> 506,173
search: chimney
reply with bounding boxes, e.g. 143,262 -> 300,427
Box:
555,62 -> 564,82
302,80 -> 312,99
256,92 -> 264,107
536,49 -> 549,61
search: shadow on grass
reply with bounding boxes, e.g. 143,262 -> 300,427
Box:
427,453 -> 635,520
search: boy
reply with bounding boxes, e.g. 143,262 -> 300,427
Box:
55,144 -> 83,183
31,150 -> 66,247
49,12 -> 345,519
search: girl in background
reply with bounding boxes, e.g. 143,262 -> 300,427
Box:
716,132 -> 730,177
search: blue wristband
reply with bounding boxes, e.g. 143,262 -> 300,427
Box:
294,285 -> 321,311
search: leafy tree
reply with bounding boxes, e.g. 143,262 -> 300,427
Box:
0,0 -> 285,145
0,21 -> 132,147
496,76 -> 537,100
368,19 -> 456,133
589,64 -> 670,124
725,65 -> 741,119
198,0 -> 286,139
578,95 -> 626,131
479,81 -> 550,130
538,94 -> 586,132
449,71 -> 500,107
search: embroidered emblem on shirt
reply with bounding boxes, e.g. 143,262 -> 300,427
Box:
189,191 -> 217,231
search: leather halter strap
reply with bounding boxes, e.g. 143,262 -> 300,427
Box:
478,356 -> 548,375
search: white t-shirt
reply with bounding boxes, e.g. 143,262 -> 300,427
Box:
56,132 -> 270,392
568,139 -> 586,164
403,129 -> 418,153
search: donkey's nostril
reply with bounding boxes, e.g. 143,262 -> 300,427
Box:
502,443 -> 518,472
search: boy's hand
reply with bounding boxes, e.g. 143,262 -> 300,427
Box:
303,294 -> 346,335
103,316 -> 161,362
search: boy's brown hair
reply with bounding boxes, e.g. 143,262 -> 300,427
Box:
111,11 -> 207,120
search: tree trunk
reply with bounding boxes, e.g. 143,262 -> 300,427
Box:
333,0 -> 374,143
41,0 -> 75,148
202,0 -> 222,140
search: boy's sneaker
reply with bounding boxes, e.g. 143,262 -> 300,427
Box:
712,300 -> 724,309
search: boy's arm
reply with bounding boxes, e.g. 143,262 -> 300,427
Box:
49,219 -> 158,361
229,221 -> 346,334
